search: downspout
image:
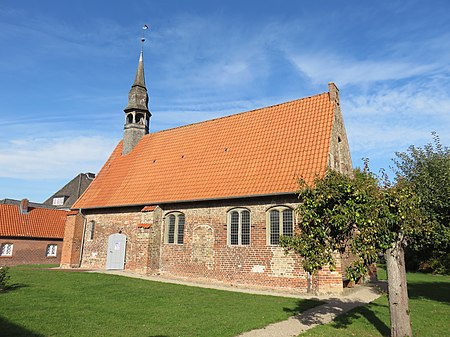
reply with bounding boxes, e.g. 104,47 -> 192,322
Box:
78,209 -> 87,268
307,271 -> 312,293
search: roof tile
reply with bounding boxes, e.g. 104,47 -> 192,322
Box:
73,92 -> 335,208
0,204 -> 67,238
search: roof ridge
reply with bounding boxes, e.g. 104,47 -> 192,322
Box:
148,92 -> 329,136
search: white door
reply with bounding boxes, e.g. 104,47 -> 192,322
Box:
106,233 -> 127,269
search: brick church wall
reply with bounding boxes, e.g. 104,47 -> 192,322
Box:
79,206 -> 159,275
328,83 -> 353,176
60,213 -> 85,268
78,196 -> 343,294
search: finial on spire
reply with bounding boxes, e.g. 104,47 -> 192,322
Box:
141,24 -> 149,51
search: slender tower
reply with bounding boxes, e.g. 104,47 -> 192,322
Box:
122,26 -> 151,155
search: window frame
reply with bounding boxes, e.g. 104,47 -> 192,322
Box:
87,221 -> 95,241
266,206 -> 294,245
0,243 -> 13,257
46,244 -> 58,257
164,212 -> 186,244
227,208 -> 251,246
52,196 -> 65,206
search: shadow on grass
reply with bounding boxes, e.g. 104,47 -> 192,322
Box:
283,299 -> 326,315
0,283 -> 28,294
407,281 -> 450,304
283,285 -> 389,336
0,283 -> 28,293
331,302 -> 390,336
0,316 -> 45,337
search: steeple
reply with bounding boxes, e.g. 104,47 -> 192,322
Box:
122,50 -> 151,156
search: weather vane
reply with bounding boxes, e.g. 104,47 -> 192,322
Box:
141,24 -> 149,50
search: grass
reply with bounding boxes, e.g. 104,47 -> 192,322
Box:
300,268 -> 450,337
0,265 -> 321,337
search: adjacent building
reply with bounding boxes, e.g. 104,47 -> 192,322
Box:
0,199 -> 67,266
44,173 -> 95,210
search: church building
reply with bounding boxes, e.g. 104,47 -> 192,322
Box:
61,50 -> 353,294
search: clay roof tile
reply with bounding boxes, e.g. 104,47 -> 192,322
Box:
0,204 -> 67,238
73,93 -> 335,208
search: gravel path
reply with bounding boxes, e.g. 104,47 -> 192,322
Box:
237,283 -> 385,337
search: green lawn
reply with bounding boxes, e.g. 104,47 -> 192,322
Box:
300,271 -> 450,337
0,265 -> 320,337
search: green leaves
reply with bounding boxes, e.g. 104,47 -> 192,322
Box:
394,133 -> 450,273
281,167 -> 424,280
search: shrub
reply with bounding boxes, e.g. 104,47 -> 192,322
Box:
0,266 -> 10,291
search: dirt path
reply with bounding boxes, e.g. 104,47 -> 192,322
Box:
237,283 -> 384,337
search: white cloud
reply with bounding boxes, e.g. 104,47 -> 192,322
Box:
344,82 -> 450,119
288,53 -> 436,86
343,79 -> 450,170
0,136 -> 117,179
150,14 -> 272,90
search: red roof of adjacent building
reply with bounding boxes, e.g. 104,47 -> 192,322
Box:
0,204 -> 67,239
73,91 -> 336,209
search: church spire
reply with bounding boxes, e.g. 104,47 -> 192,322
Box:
132,51 -> 146,88
124,50 -> 149,112
122,28 -> 151,156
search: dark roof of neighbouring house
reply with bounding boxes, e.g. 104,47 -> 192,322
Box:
44,173 -> 95,209
1,198 -> 54,209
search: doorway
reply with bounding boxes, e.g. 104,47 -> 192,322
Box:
106,233 -> 127,269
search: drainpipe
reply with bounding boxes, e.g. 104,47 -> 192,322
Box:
307,272 -> 312,293
78,209 -> 87,268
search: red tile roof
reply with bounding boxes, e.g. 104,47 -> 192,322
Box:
0,204 -> 67,239
74,92 -> 335,209
141,206 -> 157,212
137,223 -> 152,229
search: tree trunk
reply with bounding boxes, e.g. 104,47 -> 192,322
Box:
386,242 -> 412,337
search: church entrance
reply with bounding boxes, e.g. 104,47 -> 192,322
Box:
106,233 -> 127,269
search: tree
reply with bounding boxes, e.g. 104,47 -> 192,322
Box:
281,167 -> 423,337
394,133 -> 450,273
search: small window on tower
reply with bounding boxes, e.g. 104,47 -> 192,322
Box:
136,113 -> 144,124
127,114 -> 133,124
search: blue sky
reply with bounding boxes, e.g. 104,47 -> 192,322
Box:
1,0 -> 449,202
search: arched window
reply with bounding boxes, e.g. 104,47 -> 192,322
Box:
165,212 -> 185,244
126,113 -> 133,124
88,221 -> 95,241
227,208 -> 251,245
267,206 -> 293,245
136,113 -> 144,124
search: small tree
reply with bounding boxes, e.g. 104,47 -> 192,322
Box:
0,266 -> 10,291
394,133 -> 450,273
281,167 -> 423,337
